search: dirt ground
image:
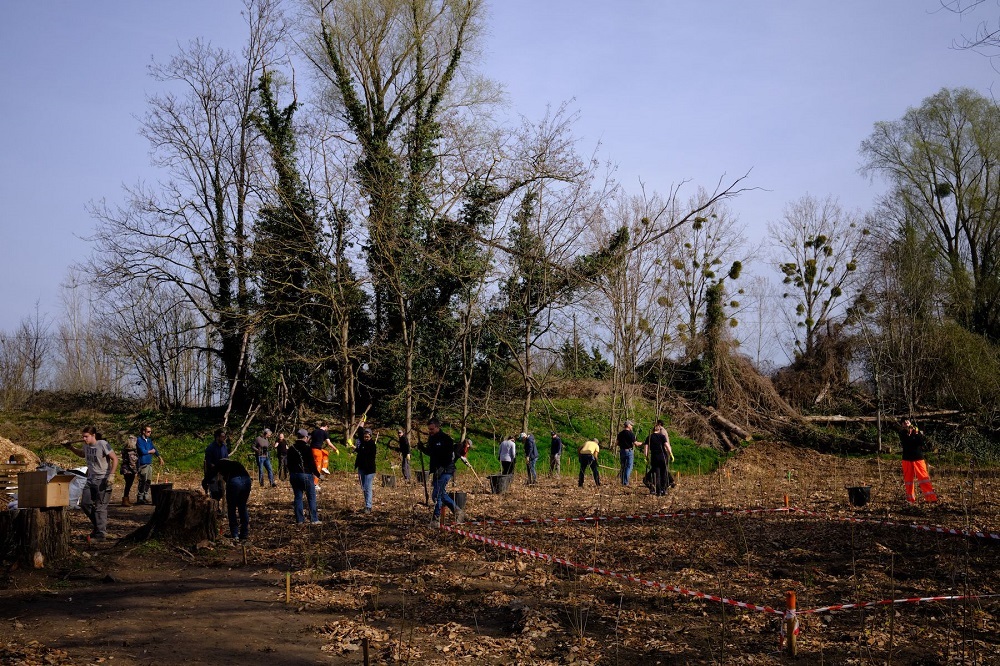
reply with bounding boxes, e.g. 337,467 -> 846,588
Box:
2,441 -> 999,665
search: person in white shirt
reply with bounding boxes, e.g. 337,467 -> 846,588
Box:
498,435 -> 516,475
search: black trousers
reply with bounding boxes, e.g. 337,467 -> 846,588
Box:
578,454 -> 600,486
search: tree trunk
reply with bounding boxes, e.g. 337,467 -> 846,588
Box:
0,507 -> 70,566
121,489 -> 219,546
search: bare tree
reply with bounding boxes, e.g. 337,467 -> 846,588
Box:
669,187 -> 754,361
87,0 -> 286,408
104,281 -> 210,409
52,271 -> 127,394
769,194 -> 867,359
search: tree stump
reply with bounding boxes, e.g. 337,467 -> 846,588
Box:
122,489 -> 218,546
0,507 -> 70,566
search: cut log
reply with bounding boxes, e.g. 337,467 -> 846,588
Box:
707,408 -> 751,440
0,507 -> 70,566
121,489 -> 218,546
804,410 -> 962,425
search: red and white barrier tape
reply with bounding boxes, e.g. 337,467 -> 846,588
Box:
441,523 -> 783,616
799,593 -> 999,615
465,506 -> 790,527
788,507 -> 1000,541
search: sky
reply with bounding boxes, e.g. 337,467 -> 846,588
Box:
1,0 -> 999,336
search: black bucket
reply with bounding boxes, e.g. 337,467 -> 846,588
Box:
150,482 -> 173,506
449,491 -> 468,509
380,474 -> 396,488
846,486 -> 871,507
488,474 -> 513,495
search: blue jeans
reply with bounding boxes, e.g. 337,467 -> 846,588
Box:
620,449 -> 635,485
526,457 -> 538,484
358,471 -> 375,510
226,475 -> 252,540
432,471 -> 458,517
290,472 -> 318,523
257,455 -> 274,485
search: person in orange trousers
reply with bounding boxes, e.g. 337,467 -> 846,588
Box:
900,419 -> 937,503
309,422 -> 340,488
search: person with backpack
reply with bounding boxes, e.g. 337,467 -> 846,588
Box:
643,420 -> 675,496
288,429 -> 321,524
119,435 -> 139,507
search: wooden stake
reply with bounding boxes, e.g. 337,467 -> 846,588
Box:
285,572 -> 291,604
783,494 -> 789,508
785,590 -> 797,657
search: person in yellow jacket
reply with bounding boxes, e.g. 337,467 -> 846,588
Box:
578,438 -> 601,487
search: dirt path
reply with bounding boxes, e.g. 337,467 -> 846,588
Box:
2,441 -> 999,665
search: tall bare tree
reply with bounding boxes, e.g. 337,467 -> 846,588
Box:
88,0 -> 286,408
770,194 -> 867,359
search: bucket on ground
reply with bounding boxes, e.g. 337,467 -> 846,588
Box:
415,470 -> 428,484
449,491 -> 468,509
846,486 -> 871,507
150,482 -> 173,506
380,474 -> 396,488
487,474 -> 513,495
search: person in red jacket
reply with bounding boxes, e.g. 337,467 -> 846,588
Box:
899,419 -> 938,503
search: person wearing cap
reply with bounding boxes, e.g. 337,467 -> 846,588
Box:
899,419 -> 938,503
549,431 -> 563,475
288,428 -> 321,524
519,432 -> 538,485
616,420 -> 637,486
354,428 -> 377,513
253,427 -> 276,488
578,438 -> 601,488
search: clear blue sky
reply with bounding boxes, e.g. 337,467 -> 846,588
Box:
1,0 -> 997,333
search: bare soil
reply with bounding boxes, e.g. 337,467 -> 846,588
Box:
2,441 -> 999,665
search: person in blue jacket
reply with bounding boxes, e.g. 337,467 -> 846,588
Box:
135,425 -> 163,505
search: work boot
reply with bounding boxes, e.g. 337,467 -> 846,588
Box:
455,509 -> 466,524
121,497 -> 132,507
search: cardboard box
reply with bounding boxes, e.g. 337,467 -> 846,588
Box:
17,471 -> 73,508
